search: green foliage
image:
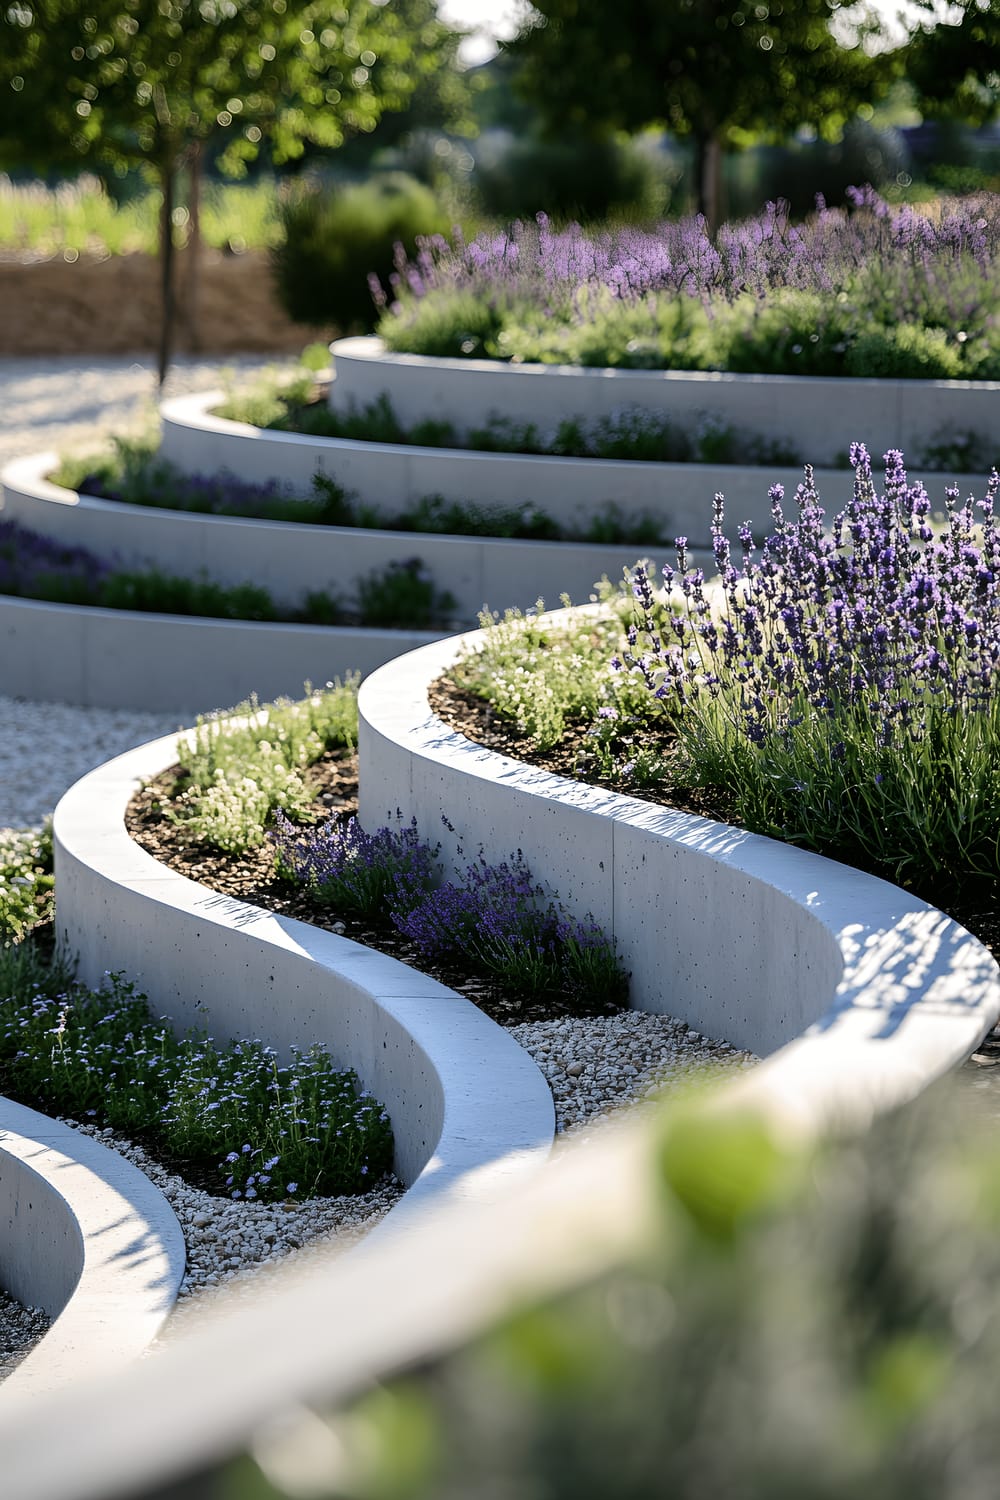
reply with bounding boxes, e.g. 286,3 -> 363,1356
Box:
271,173 -> 450,332
100,569 -> 279,620
472,134 -> 673,222
905,0 -> 1000,128
0,957 -> 392,1199
844,324 -> 964,379
226,1094 -> 1000,1500
451,586 -> 659,754
172,681 -> 358,853
504,0 -> 890,219
378,286 -> 505,360
0,824 -> 54,946
354,558 -> 457,630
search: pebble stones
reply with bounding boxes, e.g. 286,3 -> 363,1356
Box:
509,1011 -> 757,1137
66,1123 -> 403,1337
0,1290 -> 51,1385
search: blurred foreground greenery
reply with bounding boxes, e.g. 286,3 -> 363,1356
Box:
155,1081 -> 1000,1499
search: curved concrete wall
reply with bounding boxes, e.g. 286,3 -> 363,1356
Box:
358,623 -> 1000,1136
53,730 -> 555,1227
329,336 -> 1000,471
0,1093 -> 185,1403
2,451 -> 699,625
0,590 -> 442,714
159,389 -> 813,542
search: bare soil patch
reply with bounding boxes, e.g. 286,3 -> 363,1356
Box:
0,249 -> 322,356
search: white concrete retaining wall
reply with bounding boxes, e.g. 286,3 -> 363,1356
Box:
0,591 -> 441,714
2,452 -> 698,625
159,390 -> 812,542
358,624 -> 1000,1136
330,336 -> 1000,472
0,1093 -> 185,1402
53,731 -> 555,1225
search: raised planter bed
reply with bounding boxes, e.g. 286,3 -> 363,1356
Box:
0,1092 -> 185,1402
52,728 -> 556,1231
328,336 -> 1000,473
0,589 -> 441,714
2,451 -> 696,627
3,617 -> 997,1497
358,620 -> 1000,1132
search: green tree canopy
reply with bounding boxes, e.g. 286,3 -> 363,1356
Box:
0,0 -> 466,375
904,0 -> 1000,128
504,0 -> 890,224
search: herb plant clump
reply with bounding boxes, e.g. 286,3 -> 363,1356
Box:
171,680 -> 359,853
0,824 -> 54,946
270,813 -> 627,1014
619,446 -> 1000,901
0,964 -> 392,1200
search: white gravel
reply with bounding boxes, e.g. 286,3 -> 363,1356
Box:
0,1290 -> 50,1385
0,352 -> 292,471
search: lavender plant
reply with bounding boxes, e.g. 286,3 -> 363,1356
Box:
375,193 -> 1000,381
618,447 -> 1000,899
392,847 -> 627,1010
271,811 -> 439,916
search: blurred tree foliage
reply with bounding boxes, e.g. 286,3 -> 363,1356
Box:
905,0 -> 1000,129
504,0 -> 892,228
0,0 -> 467,378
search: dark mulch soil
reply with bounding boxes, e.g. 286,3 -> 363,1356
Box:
125,748 -> 621,1026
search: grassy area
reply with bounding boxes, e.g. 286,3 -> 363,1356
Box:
0,173 -> 282,257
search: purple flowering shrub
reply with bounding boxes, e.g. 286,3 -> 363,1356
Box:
618,446 -> 1000,899
271,811 -> 439,915
392,847 -> 627,1010
273,812 -> 628,1013
375,193 -> 1000,382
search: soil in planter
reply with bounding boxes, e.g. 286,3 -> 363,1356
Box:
125,749 -> 625,1026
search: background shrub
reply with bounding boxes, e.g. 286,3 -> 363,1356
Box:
271,171 -> 450,332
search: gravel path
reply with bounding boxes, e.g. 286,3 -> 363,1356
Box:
0,352 -> 290,471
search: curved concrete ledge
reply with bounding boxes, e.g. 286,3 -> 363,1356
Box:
2,450 -> 696,626
358,620 -> 1000,1138
52,729 -> 556,1235
159,389 -> 812,541
0,1092 -> 185,1403
0,589 -> 442,714
329,335 -> 1000,472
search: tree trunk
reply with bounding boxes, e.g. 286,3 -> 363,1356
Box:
157,160 -> 177,387
182,141 -> 203,354
692,133 -> 723,232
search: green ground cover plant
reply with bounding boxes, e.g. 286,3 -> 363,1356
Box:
0,517 -> 456,630
0,825 -> 53,945
168,680 -> 359,853
375,192 -> 1000,381
0,948 -> 392,1201
53,435 -> 676,548
219,382 -> 802,469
